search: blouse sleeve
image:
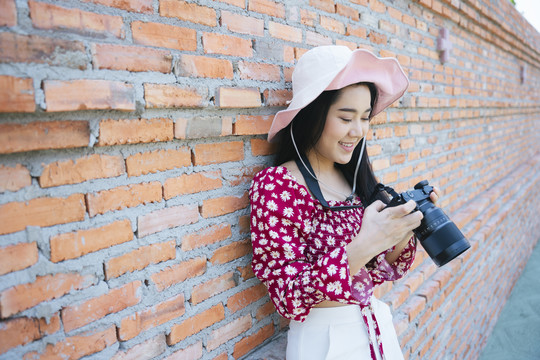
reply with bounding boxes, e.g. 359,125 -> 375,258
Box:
366,236 -> 417,285
249,168 -> 355,321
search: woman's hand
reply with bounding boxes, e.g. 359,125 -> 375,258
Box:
430,186 -> 442,205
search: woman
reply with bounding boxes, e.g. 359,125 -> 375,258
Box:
249,45 -> 440,360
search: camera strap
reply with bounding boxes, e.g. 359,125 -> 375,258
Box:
369,183 -> 399,204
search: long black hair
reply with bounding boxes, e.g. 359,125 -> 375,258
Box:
273,82 -> 388,206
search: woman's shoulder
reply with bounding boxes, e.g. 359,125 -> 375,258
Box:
251,165 -> 311,202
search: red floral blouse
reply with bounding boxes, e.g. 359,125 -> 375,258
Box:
249,167 -> 416,359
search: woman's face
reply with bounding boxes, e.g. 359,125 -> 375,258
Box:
312,84 -> 372,166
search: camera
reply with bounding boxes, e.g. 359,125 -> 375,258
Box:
384,180 -> 470,267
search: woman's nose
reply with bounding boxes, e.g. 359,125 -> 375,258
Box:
349,121 -> 366,137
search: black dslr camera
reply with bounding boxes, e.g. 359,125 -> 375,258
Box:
383,180 -> 470,267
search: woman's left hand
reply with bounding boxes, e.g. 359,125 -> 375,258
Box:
430,186 -> 442,205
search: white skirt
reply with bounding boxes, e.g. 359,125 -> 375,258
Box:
286,298 -> 404,360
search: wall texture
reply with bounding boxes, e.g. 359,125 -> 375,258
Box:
0,0 -> 539,359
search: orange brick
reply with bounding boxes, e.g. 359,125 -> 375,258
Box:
234,115 -> 273,135
151,256 -> 207,292
0,120 -> 89,154
217,87 -> 261,108
29,1 -> 124,38
336,3 -> 360,21
104,240 -> 176,279
118,293 -> 185,341
264,89 -> 292,106
238,61 -> 280,81
39,154 -> 124,188
23,325 -> 116,360
144,83 -> 205,108
220,11 -> 264,36
92,43 -> 172,73
177,54 -> 233,79
132,21 -> 196,51
309,0 -> 335,12
85,0 -> 153,13
300,8 -> 317,26
125,147 -> 191,177
138,204 -> 199,238
226,165 -> 264,187
201,193 -> 249,218
112,334 -> 166,360
44,79 -> 135,112
320,15 -> 345,34
182,223 -> 232,251
160,0 -> 216,26
98,118 -> 173,146
191,272 -> 236,305
0,194 -> 86,236
0,242 -> 38,275
62,281 -> 142,332
210,239 -> 251,264
193,141 -> 244,166
0,272 -> 97,318
237,263 -> 255,280
233,323 -> 274,359
202,32 -> 253,57
255,301 -> 275,320
368,30 -> 387,44
164,171 -> 222,200
0,33 -> 87,69
251,138 -> 276,156
217,0 -> 245,7
0,164 -> 31,192
206,315 -> 251,350
167,304 -> 225,345
268,21 -> 302,42
86,182 -> 162,217
347,24 -> 367,38
306,31 -> 332,46
0,314 -> 60,354
174,116 -> 232,139
248,0 -> 285,17
0,75 -> 34,112
402,295 -> 427,322
50,219 -> 133,262
0,0 -> 16,26
164,341 -> 203,360
227,283 -> 267,313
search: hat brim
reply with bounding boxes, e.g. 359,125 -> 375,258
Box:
267,49 -> 409,142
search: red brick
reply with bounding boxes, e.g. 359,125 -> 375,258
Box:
92,43 -> 172,73
160,0 -> 216,26
50,219 -> 133,262
138,204 -> 199,238
220,11 -> 264,36
104,240 -> 176,279
23,325 -> 116,360
320,15 -> 345,34
0,75 -> 34,112
402,295 -> 427,322
300,8 -> 317,26
0,194 -> 86,235
0,0 -> 16,26
86,182 -> 162,217
85,0 -> 153,13
0,33 -> 87,69
125,147 -> 191,177
251,138 -> 276,156
177,54 -> 233,79
62,281 -> 142,332
336,3 -> 360,21
202,32 -> 253,57
164,341 -> 203,360
238,61 -> 280,81
112,334 -> 167,360
368,30 -> 387,44
0,272 -> 97,318
233,323 -> 274,359
132,21 -> 196,51
210,239 -> 252,264
193,141 -> 244,166
207,315 -> 251,350
255,301 -> 275,320
29,1 -> 124,38
0,242 -> 38,275
151,256 -> 207,292
217,0 -> 245,7
174,116 -> 232,139
248,0 -> 285,17
227,283 -> 267,313
98,118 -> 173,146
0,120 -> 89,154
264,89 -> 292,106
269,21 -> 302,42
347,24 -> 367,38
167,304 -> 225,345
201,193 -> 249,218
39,154 -> 124,188
234,115 -> 273,135
191,272 -> 236,305
44,79 -> 135,112
0,314 -> 60,354
118,293 -> 185,341
226,165 -> 264,187
0,164 -> 31,192
217,87 -> 261,108
144,83 -> 205,108
164,171 -> 221,200
182,223 -> 232,251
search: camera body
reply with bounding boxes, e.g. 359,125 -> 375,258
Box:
386,180 -> 470,267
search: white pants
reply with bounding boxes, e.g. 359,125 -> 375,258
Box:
286,298 -> 404,360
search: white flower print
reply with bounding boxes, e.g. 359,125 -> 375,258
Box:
269,230 -> 279,239
269,216 -> 278,227
327,264 -> 338,276
280,191 -> 291,201
326,281 -> 342,295
283,207 -> 294,218
285,265 -> 297,276
267,200 -> 278,211
330,248 -> 340,258
264,183 -> 276,191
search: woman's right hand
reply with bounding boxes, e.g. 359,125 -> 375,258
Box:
346,199 -> 423,275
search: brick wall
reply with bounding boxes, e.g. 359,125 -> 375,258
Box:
0,0 -> 539,359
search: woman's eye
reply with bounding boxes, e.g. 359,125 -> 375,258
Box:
361,118 -> 370,121
340,118 -> 352,122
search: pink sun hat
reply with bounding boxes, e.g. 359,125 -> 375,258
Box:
267,45 -> 409,142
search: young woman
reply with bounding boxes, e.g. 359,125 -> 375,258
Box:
249,46 -> 440,360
